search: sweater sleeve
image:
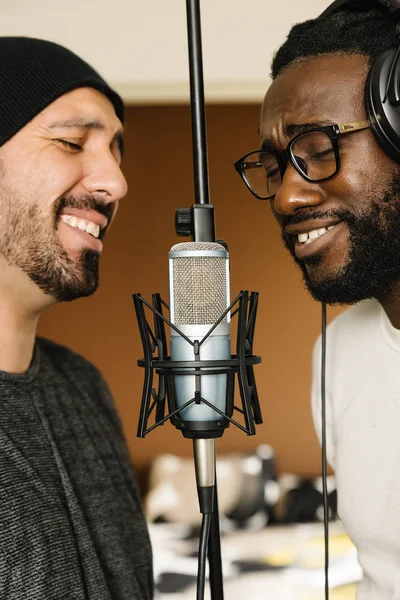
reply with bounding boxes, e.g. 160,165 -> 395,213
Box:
311,334 -> 336,470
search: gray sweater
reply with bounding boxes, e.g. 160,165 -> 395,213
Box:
0,337 -> 153,599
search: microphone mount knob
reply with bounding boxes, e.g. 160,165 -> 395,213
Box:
175,208 -> 193,237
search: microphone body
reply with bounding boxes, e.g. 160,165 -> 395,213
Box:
168,242 -> 230,424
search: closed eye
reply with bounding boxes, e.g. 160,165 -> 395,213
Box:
56,139 -> 82,151
310,148 -> 335,161
265,166 -> 280,177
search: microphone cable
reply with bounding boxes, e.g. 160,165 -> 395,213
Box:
197,512 -> 212,599
321,301 -> 330,599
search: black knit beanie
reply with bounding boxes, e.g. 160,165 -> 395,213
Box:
0,37 -> 124,147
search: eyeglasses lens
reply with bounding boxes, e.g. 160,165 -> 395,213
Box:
242,130 -> 337,199
291,130 -> 337,181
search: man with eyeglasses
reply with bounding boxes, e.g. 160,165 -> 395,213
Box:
235,4 -> 400,598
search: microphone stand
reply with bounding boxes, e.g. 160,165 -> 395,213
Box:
185,1 -> 224,597
133,3 -> 262,597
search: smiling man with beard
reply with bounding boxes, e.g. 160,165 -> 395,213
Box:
0,37 -> 153,599
234,2 -> 400,598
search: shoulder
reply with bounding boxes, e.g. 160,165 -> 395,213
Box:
36,337 -> 123,429
313,299 -> 381,362
327,298 -> 380,335
311,300 -> 382,445
36,337 -> 102,379
36,337 -> 111,402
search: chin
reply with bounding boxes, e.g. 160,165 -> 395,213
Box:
302,270 -> 374,306
37,250 -> 100,302
55,279 -> 99,302
300,264 -> 353,305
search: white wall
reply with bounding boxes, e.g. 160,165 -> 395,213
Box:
0,0 -> 332,103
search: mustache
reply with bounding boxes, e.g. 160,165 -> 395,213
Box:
281,207 -> 356,229
55,195 -> 115,223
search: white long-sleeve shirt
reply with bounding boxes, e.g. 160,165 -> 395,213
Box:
312,299 -> 400,599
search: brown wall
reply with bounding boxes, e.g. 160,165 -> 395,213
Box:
37,104 -> 343,479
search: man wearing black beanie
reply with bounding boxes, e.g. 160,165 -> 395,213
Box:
0,37 -> 153,599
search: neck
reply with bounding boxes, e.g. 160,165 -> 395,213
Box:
0,303 -> 39,373
378,283 -> 400,329
0,263 -> 55,373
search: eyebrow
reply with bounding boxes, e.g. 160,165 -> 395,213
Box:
48,118 -> 124,157
261,120 -> 335,152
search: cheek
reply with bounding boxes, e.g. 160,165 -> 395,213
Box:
11,155 -> 83,211
332,143 -> 394,207
35,157 -> 83,209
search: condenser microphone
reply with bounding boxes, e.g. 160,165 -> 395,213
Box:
169,240 -> 231,514
168,241 -> 231,426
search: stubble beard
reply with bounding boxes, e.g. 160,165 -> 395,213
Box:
0,191 -> 105,302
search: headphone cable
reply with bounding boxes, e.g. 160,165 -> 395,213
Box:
321,301 -> 330,599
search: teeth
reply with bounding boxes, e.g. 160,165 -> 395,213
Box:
297,225 -> 335,244
86,222 -> 97,236
61,214 -> 100,239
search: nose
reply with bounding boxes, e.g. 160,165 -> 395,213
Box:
82,151 -> 128,203
273,163 -> 325,216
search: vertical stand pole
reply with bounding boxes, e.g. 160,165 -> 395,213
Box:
185,1 -> 224,597
186,0 -> 209,206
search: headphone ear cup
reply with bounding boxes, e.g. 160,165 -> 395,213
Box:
365,46 -> 400,163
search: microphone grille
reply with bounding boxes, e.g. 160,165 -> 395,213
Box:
170,242 -> 223,252
170,242 -> 228,325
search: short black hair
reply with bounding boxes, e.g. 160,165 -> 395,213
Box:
271,6 -> 399,79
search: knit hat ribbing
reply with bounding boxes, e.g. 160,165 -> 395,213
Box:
0,37 -> 124,147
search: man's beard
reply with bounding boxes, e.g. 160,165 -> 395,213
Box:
0,192 -> 113,302
281,172 -> 400,305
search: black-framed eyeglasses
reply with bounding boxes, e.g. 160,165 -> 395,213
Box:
234,120 -> 370,200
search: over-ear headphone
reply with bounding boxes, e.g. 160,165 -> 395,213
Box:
321,0 -> 400,162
